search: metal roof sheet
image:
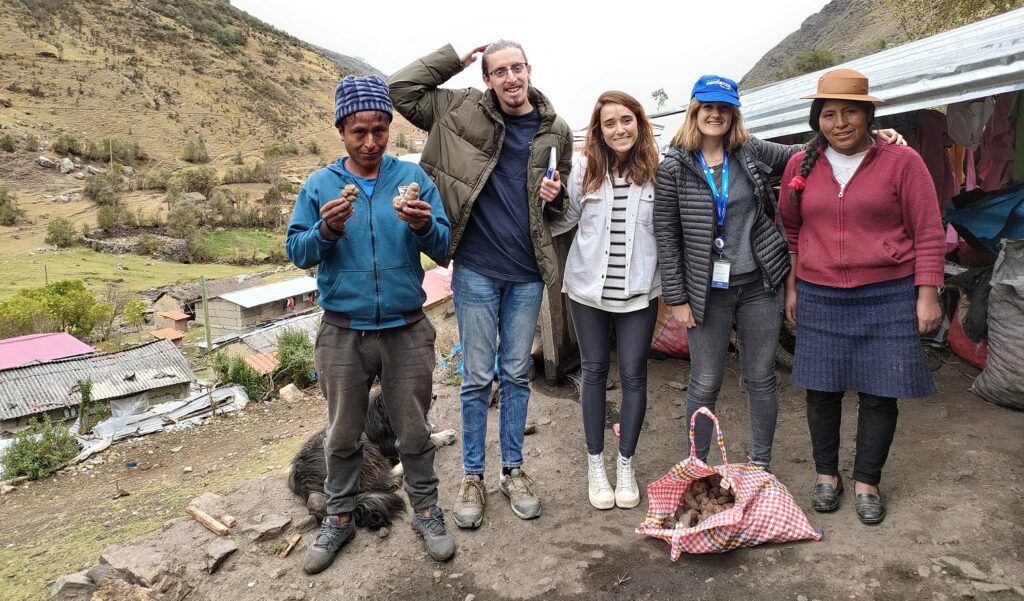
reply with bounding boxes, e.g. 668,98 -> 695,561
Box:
0,333 -> 95,370
238,311 -> 321,354
216,276 -> 318,309
0,339 -> 195,421
653,8 -> 1024,139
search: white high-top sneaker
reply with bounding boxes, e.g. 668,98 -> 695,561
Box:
587,453 -> 615,510
615,453 -> 640,509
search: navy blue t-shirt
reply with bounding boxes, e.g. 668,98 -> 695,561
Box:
454,108 -> 541,282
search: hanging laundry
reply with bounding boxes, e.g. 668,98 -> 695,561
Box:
917,110 -> 956,211
948,97 -> 996,151
978,92 -> 1017,192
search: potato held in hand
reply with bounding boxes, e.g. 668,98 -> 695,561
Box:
393,181 -> 420,213
341,184 -> 358,211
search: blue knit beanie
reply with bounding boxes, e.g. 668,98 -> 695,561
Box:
334,75 -> 393,128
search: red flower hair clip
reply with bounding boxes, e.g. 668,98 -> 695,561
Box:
788,175 -> 806,190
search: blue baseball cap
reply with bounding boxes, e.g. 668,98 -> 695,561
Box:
691,75 -> 741,107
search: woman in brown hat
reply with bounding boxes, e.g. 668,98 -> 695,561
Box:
779,69 -> 945,524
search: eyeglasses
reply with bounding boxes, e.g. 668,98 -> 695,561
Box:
488,62 -> 528,80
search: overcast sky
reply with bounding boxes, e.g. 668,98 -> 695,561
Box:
231,0 -> 830,131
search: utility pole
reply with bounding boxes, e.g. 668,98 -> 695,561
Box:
200,277 -> 216,415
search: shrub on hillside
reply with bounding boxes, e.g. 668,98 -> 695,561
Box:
211,351 -> 269,401
84,173 -> 118,205
96,201 -> 134,231
184,233 -> 213,263
45,217 -> 77,248
80,138 -> 147,165
222,160 -> 275,184
171,166 -> 219,196
25,133 -> 40,152
782,49 -> 845,79
1,414 -> 81,480
262,179 -> 295,204
264,140 -> 299,158
182,135 -> 210,163
166,203 -> 201,238
136,233 -> 160,256
275,328 -> 314,388
0,185 -> 24,226
0,133 -> 15,152
52,133 -> 81,156
305,139 -> 320,155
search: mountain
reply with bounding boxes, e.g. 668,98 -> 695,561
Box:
741,0 -> 1024,89
0,0 -> 414,165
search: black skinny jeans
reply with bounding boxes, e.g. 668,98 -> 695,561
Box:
805,389 -> 898,486
569,299 -> 659,458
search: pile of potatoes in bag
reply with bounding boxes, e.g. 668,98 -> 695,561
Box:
664,474 -> 736,529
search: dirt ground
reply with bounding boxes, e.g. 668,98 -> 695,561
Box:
2,329 -> 1023,600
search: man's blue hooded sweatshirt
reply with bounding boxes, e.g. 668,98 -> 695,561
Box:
286,155 -> 451,329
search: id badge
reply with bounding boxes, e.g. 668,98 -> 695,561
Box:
711,259 -> 731,289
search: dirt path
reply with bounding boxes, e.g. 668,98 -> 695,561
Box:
3,347 -> 1023,600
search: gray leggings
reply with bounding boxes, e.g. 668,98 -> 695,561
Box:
569,299 -> 659,458
686,280 -> 782,466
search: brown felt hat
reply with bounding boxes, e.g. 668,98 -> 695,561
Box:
801,69 -> 884,104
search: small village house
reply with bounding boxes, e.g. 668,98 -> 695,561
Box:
158,311 -> 190,332
0,339 -> 195,435
149,328 -> 185,347
145,275 -> 268,320
197,276 -> 318,338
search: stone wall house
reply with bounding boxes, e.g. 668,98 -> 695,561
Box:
197,277 -> 318,338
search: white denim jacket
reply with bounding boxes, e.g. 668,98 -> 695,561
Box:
550,156 -> 661,305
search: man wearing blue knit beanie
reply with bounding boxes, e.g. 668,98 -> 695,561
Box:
286,74 -> 455,573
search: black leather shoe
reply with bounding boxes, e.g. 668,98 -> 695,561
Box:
855,493 -> 886,524
812,478 -> 843,512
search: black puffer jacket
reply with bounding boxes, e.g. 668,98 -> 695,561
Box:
653,138 -> 798,324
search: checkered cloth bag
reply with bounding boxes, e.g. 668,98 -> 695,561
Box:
636,408 -> 822,559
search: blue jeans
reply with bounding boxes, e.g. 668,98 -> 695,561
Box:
452,263 -> 544,475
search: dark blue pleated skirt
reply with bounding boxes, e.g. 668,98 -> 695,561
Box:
791,276 -> 936,398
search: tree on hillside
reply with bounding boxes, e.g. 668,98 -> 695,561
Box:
0,280 -> 112,340
182,135 -> 210,163
0,184 -> 24,226
652,88 -> 669,112
44,217 -> 77,248
781,49 -> 845,79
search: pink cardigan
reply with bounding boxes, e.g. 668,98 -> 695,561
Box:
779,141 -> 945,289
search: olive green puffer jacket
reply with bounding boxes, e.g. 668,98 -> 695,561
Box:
388,44 -> 574,287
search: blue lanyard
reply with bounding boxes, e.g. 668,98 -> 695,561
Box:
695,150 -> 729,228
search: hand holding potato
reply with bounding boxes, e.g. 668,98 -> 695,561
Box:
319,184 -> 358,239
394,182 -> 431,232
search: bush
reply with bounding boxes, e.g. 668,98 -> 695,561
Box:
0,184 -> 23,226
52,133 -> 80,156
80,137 -> 147,165
96,201 -> 134,231
305,139 -> 320,155
222,160 -> 275,184
211,352 -> 268,400
0,133 -> 15,152
182,135 -> 210,163
166,203 -> 200,238
136,233 -> 160,255
184,232 -> 213,263
1,414 -> 80,480
45,217 -> 77,248
25,133 -> 39,151
264,140 -> 298,158
172,166 -> 219,196
275,328 -> 314,388
782,49 -> 845,79
84,173 -> 119,204
262,179 -> 295,204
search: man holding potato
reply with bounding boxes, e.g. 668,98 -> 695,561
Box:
285,75 -> 454,573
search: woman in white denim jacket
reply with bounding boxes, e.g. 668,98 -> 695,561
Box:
549,90 -> 661,511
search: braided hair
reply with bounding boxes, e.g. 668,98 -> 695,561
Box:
789,99 -> 876,207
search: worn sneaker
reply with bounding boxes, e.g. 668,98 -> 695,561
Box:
453,474 -> 485,529
615,453 -> 640,509
411,505 -> 456,561
301,515 -> 355,574
499,468 -> 541,519
587,453 -> 615,510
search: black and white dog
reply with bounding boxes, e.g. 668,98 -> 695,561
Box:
288,389 -> 456,530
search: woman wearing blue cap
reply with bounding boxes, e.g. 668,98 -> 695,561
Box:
653,75 -> 900,470
653,75 -> 793,470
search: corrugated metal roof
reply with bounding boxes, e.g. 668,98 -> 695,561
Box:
163,275 -> 268,303
653,9 -> 1024,140
216,276 -> 318,309
239,311 -> 321,354
0,339 -> 195,421
0,333 -> 95,370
